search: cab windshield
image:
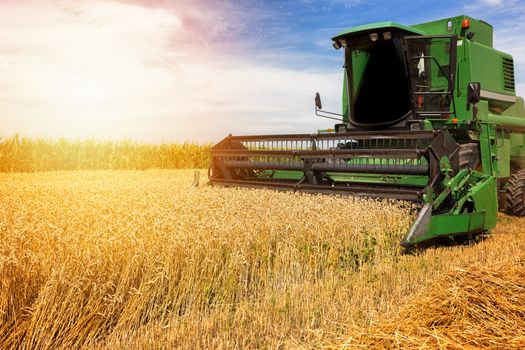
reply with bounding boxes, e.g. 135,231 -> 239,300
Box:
343,33 -> 456,129
344,31 -> 411,129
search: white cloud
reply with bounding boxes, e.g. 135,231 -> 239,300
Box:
0,0 -> 342,142
480,0 -> 503,5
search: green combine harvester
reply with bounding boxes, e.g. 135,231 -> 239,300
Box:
209,15 -> 525,247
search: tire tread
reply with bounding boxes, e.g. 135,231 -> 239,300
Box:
506,170 -> 525,216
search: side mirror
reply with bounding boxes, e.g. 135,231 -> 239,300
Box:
315,92 -> 322,110
467,82 -> 481,104
314,92 -> 344,122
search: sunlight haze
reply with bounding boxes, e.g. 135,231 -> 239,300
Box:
1,0 -> 524,142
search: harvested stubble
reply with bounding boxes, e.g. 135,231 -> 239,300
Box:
0,170 -> 416,349
341,258 -> 525,349
338,216 -> 525,350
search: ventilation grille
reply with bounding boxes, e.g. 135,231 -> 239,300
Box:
503,57 -> 515,91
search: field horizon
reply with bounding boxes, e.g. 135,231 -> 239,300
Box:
0,135 -> 212,172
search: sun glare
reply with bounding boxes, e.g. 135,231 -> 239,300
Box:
56,74 -> 114,110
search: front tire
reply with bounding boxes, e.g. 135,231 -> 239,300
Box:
506,170 -> 525,216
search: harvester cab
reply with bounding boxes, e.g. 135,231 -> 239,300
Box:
330,25 -> 457,131
209,15 -> 525,247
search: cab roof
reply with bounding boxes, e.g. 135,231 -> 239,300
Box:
332,21 -> 425,41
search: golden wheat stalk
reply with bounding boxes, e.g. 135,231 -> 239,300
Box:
0,135 -> 211,172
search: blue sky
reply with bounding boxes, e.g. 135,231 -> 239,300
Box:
231,0 -> 525,71
1,0 -> 524,142
221,0 -> 525,137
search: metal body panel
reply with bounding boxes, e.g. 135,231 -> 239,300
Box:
412,15 -> 493,48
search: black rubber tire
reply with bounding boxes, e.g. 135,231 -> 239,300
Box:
506,170 -> 525,216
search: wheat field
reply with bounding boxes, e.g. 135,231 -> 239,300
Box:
0,135 -> 211,172
1,170 -> 525,349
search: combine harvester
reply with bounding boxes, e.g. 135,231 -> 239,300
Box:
209,15 -> 525,247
